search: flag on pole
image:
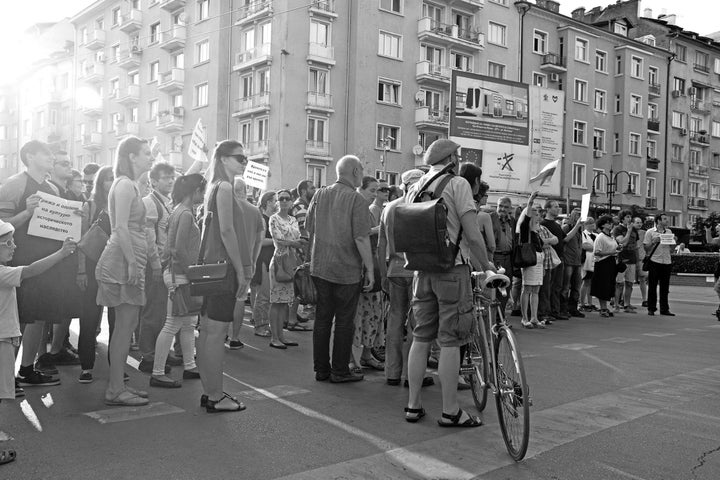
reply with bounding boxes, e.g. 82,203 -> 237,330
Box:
188,118 -> 208,164
529,159 -> 559,186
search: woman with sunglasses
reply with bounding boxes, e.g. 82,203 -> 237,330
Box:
268,189 -> 306,349
591,215 -> 623,317
196,140 -> 249,413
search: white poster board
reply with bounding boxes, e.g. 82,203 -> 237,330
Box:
580,193 -> 591,222
27,192 -> 82,241
660,233 -> 675,245
188,118 -> 209,164
243,161 -> 270,190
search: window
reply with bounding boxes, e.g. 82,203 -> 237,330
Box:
532,30 -> 547,54
109,78 -> 119,97
690,149 -> 701,167
130,107 -> 138,123
594,89 -> 607,112
695,51 -> 709,70
309,68 -> 328,94
628,173 -> 639,194
422,90 -> 442,113
310,21 -> 329,46
451,52 -> 472,72
630,94 -> 642,116
575,37 -> 588,62
148,99 -> 159,120
112,8 -> 121,26
258,69 -> 270,93
711,184 -> 720,201
198,0 -> 210,21
195,83 -> 208,107
257,117 -> 269,141
150,22 -> 160,44
616,55 -> 623,75
615,94 -> 621,113
593,169 -> 606,193
149,61 -> 159,82
195,40 -> 209,64
422,2 -> 443,22
240,74 -> 253,98
613,21 -> 627,36
647,177 -> 656,198
379,0 -> 402,14
488,61 -> 505,79
377,78 -> 401,105
631,56 -> 643,78
673,77 -> 685,93
649,66 -> 658,85
629,133 -> 641,156
532,73 -> 546,87
647,139 -> 657,160
573,79 -> 588,103
712,121 -> 720,138
488,22 -> 507,46
307,164 -> 326,188
307,117 -> 327,144
672,144 -> 683,162
648,103 -> 658,120
96,17 -> 104,30
573,120 -> 586,145
239,122 -> 251,146
111,44 -> 120,62
572,163 -> 586,188
672,111 -> 686,129
690,116 -> 703,135
376,124 -> 399,150
422,44 -> 443,66
613,132 -> 620,153
675,44 -> 686,62
595,50 -> 607,72
593,129 -> 605,152
489,0 -> 508,4
378,31 -> 402,59
129,71 -> 139,85
712,152 -> 720,169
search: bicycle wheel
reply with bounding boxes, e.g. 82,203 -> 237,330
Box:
466,314 -> 489,412
494,327 -> 530,461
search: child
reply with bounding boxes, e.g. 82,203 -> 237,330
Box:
0,219 -> 76,466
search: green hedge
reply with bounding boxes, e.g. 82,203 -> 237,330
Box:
671,253 -> 718,274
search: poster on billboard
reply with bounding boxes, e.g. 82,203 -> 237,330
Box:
449,70 -> 563,197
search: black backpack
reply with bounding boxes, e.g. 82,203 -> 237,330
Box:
393,167 -> 462,272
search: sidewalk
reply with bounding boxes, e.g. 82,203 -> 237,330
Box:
668,283 -> 716,305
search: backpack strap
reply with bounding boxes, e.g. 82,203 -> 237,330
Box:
411,163 -> 455,202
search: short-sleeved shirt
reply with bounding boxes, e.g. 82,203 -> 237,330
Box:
291,198 -> 310,233
380,196 -> 412,278
541,218 -> 565,257
613,224 -> 638,263
306,179 -> 371,285
644,227 -> 673,265
0,265 -> 24,338
561,222 -> 583,266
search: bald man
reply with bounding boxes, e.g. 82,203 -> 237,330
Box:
306,155 -> 374,383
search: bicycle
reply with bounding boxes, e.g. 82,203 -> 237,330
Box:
460,269 -> 531,461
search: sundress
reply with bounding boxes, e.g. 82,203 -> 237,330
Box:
269,213 -> 300,304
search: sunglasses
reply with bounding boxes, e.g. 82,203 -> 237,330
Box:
229,153 -> 247,164
0,238 -> 15,248
278,197 -> 292,202
378,188 -> 390,193
54,161 -> 71,167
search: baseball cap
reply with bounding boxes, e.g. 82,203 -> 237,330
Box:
0,219 -> 15,238
423,139 -> 460,166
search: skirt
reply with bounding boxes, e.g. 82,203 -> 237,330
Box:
353,292 -> 385,348
591,257 -> 616,301
521,252 -> 544,286
96,229 -> 148,307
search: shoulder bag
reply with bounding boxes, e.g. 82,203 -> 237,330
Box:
273,248 -> 298,283
642,240 -> 661,272
77,201 -> 110,263
293,262 -> 317,305
513,221 -> 537,269
187,183 -> 237,297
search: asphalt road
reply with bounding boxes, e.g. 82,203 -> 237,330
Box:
1,285 -> 719,480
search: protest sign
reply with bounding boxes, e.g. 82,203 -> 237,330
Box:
660,233 -> 675,245
27,192 -> 82,242
188,118 -> 209,164
243,161 -> 270,190
580,193 -> 590,222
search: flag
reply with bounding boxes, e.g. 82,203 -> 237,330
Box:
529,159 -> 559,186
188,118 -> 208,164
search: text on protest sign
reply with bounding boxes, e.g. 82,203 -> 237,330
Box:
243,161 -> 270,190
27,192 -> 83,242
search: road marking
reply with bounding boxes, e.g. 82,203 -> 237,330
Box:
40,393 -> 54,408
84,402 -> 184,424
594,461 -> 653,480
0,431 -> 13,442
705,324 -> 720,328
233,385 -> 310,401
19,400 -> 42,432
580,351 -> 625,374
642,332 -> 676,337
602,337 -> 640,344
554,343 -> 597,350
680,328 -> 708,333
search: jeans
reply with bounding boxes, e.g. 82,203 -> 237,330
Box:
385,277 -> 413,381
647,261 -> 672,313
561,264 -> 582,314
312,277 -> 361,376
251,267 -> 270,330
139,272 -> 168,359
78,264 -> 116,370
152,299 -> 198,376
539,264 -> 563,317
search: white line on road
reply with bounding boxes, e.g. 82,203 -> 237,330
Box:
594,461 -> 653,480
19,399 -> 42,432
580,351 -> 625,374
642,332 -> 676,337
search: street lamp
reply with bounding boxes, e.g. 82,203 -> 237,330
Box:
379,135 -> 394,181
590,167 -> 635,213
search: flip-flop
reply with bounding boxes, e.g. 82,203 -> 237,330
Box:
104,390 -> 149,407
437,408 -> 482,428
404,407 -> 426,423
0,449 -> 16,465
286,323 -> 313,331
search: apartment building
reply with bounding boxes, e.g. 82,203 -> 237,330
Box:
0,86 -> 19,181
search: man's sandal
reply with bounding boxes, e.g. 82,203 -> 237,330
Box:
0,449 -> 16,465
404,407 -> 426,423
206,392 -> 246,413
437,408 -> 482,428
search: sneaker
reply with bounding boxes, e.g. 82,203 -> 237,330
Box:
138,359 -> 171,374
371,346 -> 385,362
569,310 -> 586,318
78,371 -> 93,384
624,306 -> 637,314
330,372 -> 364,383
225,339 -> 244,350
35,354 -> 59,375
14,379 -> 25,398
49,349 -> 80,366
17,370 -> 60,387
166,354 -> 183,367
641,301 -> 648,308
552,313 -> 569,320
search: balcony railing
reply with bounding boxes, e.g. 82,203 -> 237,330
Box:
81,63 -> 105,83
118,9 -> 142,33
116,48 -> 142,69
648,83 -> 661,96
244,140 -> 269,157
647,119 -> 660,132
84,30 -> 106,50
646,157 -> 660,170
690,99 -> 711,113
540,53 -> 567,71
306,91 -> 333,110
694,63 -> 710,74
688,197 -> 708,209
159,25 -> 186,51
690,131 -> 710,145
233,92 -> 271,115
116,122 -> 140,137
689,164 -> 709,176
309,0 -> 337,15
417,18 -> 484,46
234,44 -> 272,69
158,68 -> 184,92
415,106 -> 450,125
156,110 -> 185,133
159,0 -> 186,11
81,133 -> 103,150
645,197 -> 657,209
117,84 -> 140,105
305,140 -> 331,157
308,42 -> 335,63
237,0 -> 272,23
416,61 -> 451,81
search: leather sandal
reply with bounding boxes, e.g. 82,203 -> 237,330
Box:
0,449 -> 16,465
125,385 -> 149,397
206,392 -> 246,413
437,408 -> 482,428
360,357 -> 385,371
104,390 -> 149,407
404,407 -> 426,423
201,392 -> 239,407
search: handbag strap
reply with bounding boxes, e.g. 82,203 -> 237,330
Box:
646,237 -> 661,261
197,182 -> 222,265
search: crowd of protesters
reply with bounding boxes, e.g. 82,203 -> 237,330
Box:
0,136 -> 687,463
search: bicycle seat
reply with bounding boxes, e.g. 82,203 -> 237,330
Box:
472,270 -> 511,290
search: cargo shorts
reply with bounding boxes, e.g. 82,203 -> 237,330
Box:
411,264 -> 473,348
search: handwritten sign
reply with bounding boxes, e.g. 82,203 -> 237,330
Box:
243,161 -> 269,190
188,118 -> 208,164
27,192 -> 82,242
660,233 -> 675,245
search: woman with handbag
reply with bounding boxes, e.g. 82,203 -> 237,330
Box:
268,189 -> 306,349
251,191 -> 277,338
95,136 -> 153,406
515,192 -> 545,328
76,166 -> 115,384
591,215 -> 623,318
196,140 -> 249,413
149,174 -> 205,388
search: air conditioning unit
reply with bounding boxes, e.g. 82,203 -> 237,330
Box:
131,45 -> 141,53
680,128 -> 687,136
172,106 -> 185,116
593,149 -> 603,158
549,72 -> 560,82
671,90 -> 682,98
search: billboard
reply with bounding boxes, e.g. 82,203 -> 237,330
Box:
450,70 -> 564,196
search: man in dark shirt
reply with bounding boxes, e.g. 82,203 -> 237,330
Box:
540,200 -> 567,320
560,208 -> 585,317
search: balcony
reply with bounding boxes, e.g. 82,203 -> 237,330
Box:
116,85 -> 140,106
156,108 -> 185,133
80,63 -> 105,84
688,197 -> 708,209
118,9 -> 142,33
540,53 -> 567,72
416,61 -> 451,85
689,164 -> 709,177
306,91 -> 333,112
453,0 -> 485,9
648,83 -> 661,97
236,0 -> 272,26
244,140 -> 269,158
232,92 -> 271,117
307,42 -> 335,65
159,0 -> 186,11
158,68 -> 185,93
645,197 -> 657,209
81,104 -> 103,116
415,106 -> 450,128
309,0 -> 338,18
116,48 -> 142,69
81,133 -> 103,150
646,157 -> 660,170
116,122 -> 139,137
647,118 -> 660,133
417,18 -> 484,50
690,131 -> 710,146
233,44 -> 272,71
159,25 -> 186,51
305,140 -> 331,158
84,30 -> 106,50
690,99 -> 711,114
694,63 -> 710,74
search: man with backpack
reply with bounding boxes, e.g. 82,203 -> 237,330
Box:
399,139 -> 495,427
